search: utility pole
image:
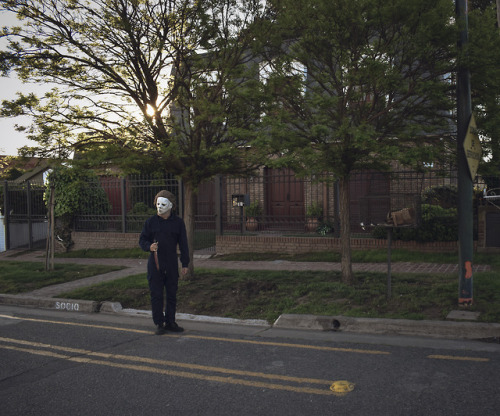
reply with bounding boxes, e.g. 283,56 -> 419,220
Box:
456,0 -> 473,305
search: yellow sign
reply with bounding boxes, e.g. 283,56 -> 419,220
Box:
463,114 -> 482,179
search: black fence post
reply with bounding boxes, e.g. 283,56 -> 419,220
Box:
27,181 -> 33,250
215,175 -> 223,236
334,180 -> 340,237
121,177 -> 127,233
178,178 -> 184,218
3,181 -> 10,250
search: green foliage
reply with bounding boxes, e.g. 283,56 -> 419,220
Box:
129,201 -> 156,217
53,266 -> 500,323
45,166 -> 111,219
0,0 -> 270,268
417,204 -> 458,242
316,221 -> 334,236
306,202 -> 322,218
373,204 -> 457,242
244,201 -> 262,218
257,0 -> 457,284
467,3 -> 500,176
0,159 -> 31,213
0,261 -> 123,294
124,201 -> 156,232
421,185 -> 458,208
217,249 -> 461,264
260,0 -> 457,177
0,0 -> 268,180
130,202 -> 151,215
45,165 -> 111,249
0,167 -> 24,181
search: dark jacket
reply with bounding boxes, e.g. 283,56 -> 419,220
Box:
139,214 -> 189,277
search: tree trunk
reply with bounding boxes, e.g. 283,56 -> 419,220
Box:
497,0 -> 500,33
182,182 -> 196,278
339,176 -> 355,285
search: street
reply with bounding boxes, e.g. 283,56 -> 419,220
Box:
1,305 -> 499,416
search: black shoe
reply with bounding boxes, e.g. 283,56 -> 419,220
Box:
165,322 -> 184,333
155,324 -> 165,335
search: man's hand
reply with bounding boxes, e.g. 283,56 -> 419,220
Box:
181,267 -> 189,276
150,242 -> 158,252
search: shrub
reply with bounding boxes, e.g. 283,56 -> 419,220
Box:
317,221 -> 334,236
306,202 -> 323,218
45,166 -> 111,250
421,185 -> 457,208
125,202 -> 156,232
130,202 -> 154,215
245,201 -> 262,218
373,204 -> 457,242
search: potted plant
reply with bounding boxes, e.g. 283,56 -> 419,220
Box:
306,202 -> 322,232
245,201 -> 262,231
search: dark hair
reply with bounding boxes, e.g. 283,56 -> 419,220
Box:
154,190 -> 177,211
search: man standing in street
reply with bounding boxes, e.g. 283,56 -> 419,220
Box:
139,190 -> 189,335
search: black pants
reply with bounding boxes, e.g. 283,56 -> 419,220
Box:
148,270 -> 179,326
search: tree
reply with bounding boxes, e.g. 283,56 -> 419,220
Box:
0,0 -> 267,274
258,0 -> 457,284
468,2 -> 500,183
44,165 -> 111,251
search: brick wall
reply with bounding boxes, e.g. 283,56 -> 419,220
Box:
67,230 -> 492,254
69,231 -> 141,252
216,235 -> 461,254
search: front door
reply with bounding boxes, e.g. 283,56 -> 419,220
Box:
265,168 -> 305,227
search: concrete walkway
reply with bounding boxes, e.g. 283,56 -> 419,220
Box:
0,249 -> 491,298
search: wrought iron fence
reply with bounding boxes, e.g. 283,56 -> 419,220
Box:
222,167 -> 460,236
2,179 -> 47,249
2,167 -> 495,252
74,174 -> 180,233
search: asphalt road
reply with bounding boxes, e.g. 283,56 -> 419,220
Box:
1,305 -> 499,416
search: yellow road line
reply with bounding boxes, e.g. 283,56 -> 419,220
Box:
0,338 -> 340,396
0,336 -> 333,385
427,354 -> 490,362
2,315 -> 491,362
0,314 -> 389,355
0,314 -> 150,334
185,334 -> 390,355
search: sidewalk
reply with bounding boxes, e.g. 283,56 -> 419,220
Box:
0,249 -> 498,341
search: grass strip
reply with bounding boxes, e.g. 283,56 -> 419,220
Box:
0,261 -> 125,294
53,247 -> 499,268
56,268 -> 500,324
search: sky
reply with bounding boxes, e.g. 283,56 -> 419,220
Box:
0,10 -> 39,156
0,77 -> 39,157
0,7 -> 141,158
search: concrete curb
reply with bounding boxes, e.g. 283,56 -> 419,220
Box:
273,313 -> 500,340
101,301 -> 270,327
0,294 -> 100,313
0,295 -> 271,328
2,294 -> 500,340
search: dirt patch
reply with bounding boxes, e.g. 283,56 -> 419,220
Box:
421,306 -> 447,320
176,279 -> 277,318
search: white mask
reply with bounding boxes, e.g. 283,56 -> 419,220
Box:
156,197 -> 173,215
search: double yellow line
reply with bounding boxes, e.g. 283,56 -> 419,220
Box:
0,336 -> 343,396
0,314 -> 490,397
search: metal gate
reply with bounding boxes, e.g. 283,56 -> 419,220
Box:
2,180 -> 48,250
